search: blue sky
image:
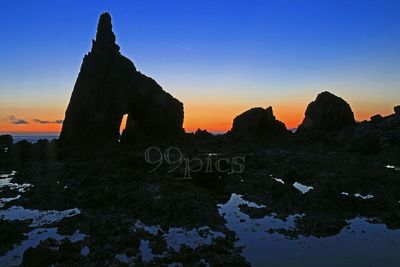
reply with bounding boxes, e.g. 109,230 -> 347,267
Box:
0,0 -> 399,132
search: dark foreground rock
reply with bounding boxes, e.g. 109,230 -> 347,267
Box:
0,219 -> 30,255
0,135 -> 13,148
1,132 -> 400,266
370,114 -> 384,123
60,13 -> 184,147
395,105 -> 400,115
348,134 -> 381,154
228,106 -> 288,140
338,107 -> 400,151
297,91 -> 355,134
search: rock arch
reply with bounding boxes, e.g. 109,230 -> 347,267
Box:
60,13 -> 184,146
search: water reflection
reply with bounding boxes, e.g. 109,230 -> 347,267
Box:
293,182 -> 314,194
0,170 -> 84,266
385,165 -> 400,171
0,206 -> 81,227
0,228 -> 85,266
218,193 -> 400,266
0,171 -> 32,193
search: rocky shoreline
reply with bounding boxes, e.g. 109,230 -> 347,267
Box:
1,12 -> 399,267
1,121 -> 400,266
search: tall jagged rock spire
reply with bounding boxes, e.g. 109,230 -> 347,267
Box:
92,12 -> 120,53
60,12 -> 184,147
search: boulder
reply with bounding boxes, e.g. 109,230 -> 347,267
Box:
297,91 -> 355,134
348,134 -> 381,154
395,105 -> 400,115
370,114 -> 383,123
229,106 -> 288,140
60,13 -> 184,146
0,135 -> 13,148
11,140 -> 32,162
186,129 -> 217,144
194,129 -> 215,139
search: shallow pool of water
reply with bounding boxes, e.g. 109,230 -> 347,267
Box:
293,182 -> 314,194
0,170 -> 84,266
0,206 -> 81,227
0,171 -> 32,193
218,193 -> 400,267
132,220 -> 225,253
0,228 -> 85,266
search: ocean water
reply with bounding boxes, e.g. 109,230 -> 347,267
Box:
12,135 -> 58,143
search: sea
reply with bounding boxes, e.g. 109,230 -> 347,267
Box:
11,135 -> 59,144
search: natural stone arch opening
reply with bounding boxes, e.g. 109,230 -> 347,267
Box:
119,114 -> 128,136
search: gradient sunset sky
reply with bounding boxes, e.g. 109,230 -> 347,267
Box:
0,0 -> 399,134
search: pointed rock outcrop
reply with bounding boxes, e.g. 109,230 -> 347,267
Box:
297,91 -> 355,134
228,106 -> 288,140
395,105 -> 400,116
60,13 -> 184,146
94,12 -> 119,52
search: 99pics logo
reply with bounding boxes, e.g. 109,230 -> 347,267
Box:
144,147 -> 246,179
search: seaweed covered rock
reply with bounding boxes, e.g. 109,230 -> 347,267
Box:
60,13 -> 184,147
229,106 -> 288,140
297,91 -> 355,134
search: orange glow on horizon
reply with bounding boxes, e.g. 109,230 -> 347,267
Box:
0,105 -> 64,135
182,101 -> 307,133
0,101 -> 397,135
0,123 -> 62,134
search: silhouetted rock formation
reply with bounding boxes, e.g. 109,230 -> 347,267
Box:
395,105 -> 400,116
297,91 -> 355,134
347,108 -> 400,149
193,129 -> 215,140
0,135 -> 13,148
60,13 -> 184,146
228,107 -> 287,140
370,114 -> 384,123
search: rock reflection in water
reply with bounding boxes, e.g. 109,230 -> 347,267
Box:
218,193 -> 400,267
0,195 -> 20,208
0,170 -> 84,266
0,228 -> 85,266
114,220 -> 226,264
0,206 -> 81,227
132,220 -> 225,252
0,171 -> 32,193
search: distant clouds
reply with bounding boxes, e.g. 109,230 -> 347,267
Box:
8,115 -> 28,124
33,119 -> 64,124
4,115 -> 63,125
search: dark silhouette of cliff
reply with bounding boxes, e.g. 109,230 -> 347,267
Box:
60,13 -> 184,146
